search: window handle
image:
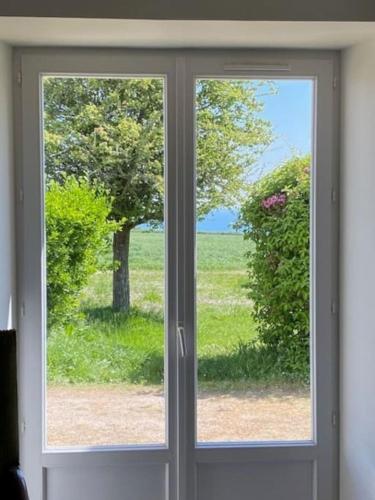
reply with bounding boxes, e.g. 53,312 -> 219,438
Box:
177,325 -> 187,358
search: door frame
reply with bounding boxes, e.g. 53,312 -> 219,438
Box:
178,50 -> 339,500
14,48 -> 180,500
14,48 -> 339,500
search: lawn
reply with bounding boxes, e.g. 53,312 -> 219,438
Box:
47,231 -> 263,385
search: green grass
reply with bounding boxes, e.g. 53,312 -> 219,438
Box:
100,230 -> 250,271
48,231 -> 278,385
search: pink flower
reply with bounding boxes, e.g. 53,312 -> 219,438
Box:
261,192 -> 287,210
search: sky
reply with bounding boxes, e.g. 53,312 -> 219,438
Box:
197,79 -> 313,233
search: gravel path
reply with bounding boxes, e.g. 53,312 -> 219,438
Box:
47,385 -> 311,447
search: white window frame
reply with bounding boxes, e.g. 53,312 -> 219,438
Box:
14,48 -> 339,500
177,51 -> 339,500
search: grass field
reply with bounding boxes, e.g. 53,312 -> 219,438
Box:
47,231 -> 274,385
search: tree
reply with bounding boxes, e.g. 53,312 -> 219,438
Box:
44,77 -> 274,313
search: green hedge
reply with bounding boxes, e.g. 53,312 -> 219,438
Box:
240,156 -> 311,380
46,177 -> 118,327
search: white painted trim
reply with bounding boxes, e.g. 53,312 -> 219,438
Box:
15,48 -> 178,500
181,50 -> 339,500
15,48 -> 339,500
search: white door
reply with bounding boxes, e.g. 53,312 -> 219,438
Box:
178,51 -> 339,500
15,49 -> 338,500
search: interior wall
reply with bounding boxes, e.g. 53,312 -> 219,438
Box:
0,21 -> 373,499
340,41 -> 375,500
0,0 -> 374,21
0,42 -> 15,330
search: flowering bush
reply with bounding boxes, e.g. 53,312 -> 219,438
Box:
239,156 -> 311,380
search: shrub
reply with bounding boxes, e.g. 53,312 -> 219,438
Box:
239,156 -> 310,380
46,177 -> 118,327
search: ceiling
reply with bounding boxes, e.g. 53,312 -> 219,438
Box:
1,18 -> 375,49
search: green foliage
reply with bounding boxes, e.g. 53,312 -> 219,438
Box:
44,78 -> 165,228
47,233 -> 258,384
44,77 -> 274,225
239,156 -> 311,379
46,177 -> 118,326
43,76 -> 274,310
47,308 -> 165,384
47,229 -> 308,385
196,79 -> 274,215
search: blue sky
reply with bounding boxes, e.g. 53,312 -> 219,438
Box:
198,79 -> 314,233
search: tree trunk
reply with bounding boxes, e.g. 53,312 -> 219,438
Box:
112,227 -> 131,313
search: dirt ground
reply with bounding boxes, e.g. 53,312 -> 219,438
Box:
47,385 -> 311,447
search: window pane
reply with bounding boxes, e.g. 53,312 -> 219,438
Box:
43,76 -> 166,447
195,79 -> 313,443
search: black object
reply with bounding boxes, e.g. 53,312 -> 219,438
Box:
0,330 -> 30,499
2,467 -> 30,500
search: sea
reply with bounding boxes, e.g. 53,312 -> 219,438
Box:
138,208 -> 239,234
197,208 -> 239,233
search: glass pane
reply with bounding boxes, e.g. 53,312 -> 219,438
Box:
43,76 -> 166,447
195,78 -> 313,443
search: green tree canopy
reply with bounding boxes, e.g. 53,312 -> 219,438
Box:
43,77 -> 274,312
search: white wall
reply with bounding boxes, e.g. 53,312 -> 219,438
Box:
341,41 -> 375,500
0,26 -> 373,498
0,42 -> 15,329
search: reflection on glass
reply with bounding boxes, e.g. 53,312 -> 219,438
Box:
43,76 -> 166,447
195,79 -> 313,443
